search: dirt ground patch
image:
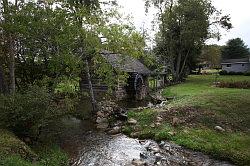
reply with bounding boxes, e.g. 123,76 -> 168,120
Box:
158,107 -> 248,132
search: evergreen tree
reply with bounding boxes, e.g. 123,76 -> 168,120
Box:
222,38 -> 250,59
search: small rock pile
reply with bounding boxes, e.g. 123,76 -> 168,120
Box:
150,90 -> 166,104
96,101 -> 128,134
131,140 -> 233,166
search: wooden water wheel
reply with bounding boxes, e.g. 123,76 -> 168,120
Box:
134,74 -> 145,100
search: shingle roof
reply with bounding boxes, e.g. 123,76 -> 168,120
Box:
221,58 -> 250,64
101,51 -> 151,75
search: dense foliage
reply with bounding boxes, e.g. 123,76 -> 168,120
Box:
0,86 -> 70,139
216,80 -> 250,89
219,70 -> 250,76
221,38 -> 250,59
200,45 -> 222,68
0,0 -> 146,94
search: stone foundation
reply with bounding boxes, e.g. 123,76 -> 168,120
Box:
96,101 -> 127,131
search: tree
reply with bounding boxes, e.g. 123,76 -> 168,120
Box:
63,0 -> 146,112
221,38 -> 250,59
2,1 -> 82,91
94,23 -> 146,94
200,45 -> 222,68
1,0 -> 17,94
61,0 -> 108,113
146,0 -> 232,81
0,65 -> 7,94
1,0 -> 146,113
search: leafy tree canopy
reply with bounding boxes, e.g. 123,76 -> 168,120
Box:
0,0 -> 146,93
200,45 -> 222,67
221,38 -> 250,59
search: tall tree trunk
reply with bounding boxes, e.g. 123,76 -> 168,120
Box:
175,52 -> 182,82
179,49 -> 190,78
0,65 -> 6,94
9,38 -> 16,94
3,0 -> 16,94
76,11 -> 97,114
84,59 -> 97,113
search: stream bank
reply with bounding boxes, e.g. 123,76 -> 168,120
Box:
57,118 -> 231,166
57,117 -> 233,166
52,93 -> 234,166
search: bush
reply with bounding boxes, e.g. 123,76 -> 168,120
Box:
244,72 -> 250,76
219,70 -> 249,76
228,71 -> 244,75
55,78 -> 79,95
216,81 -> 250,89
219,70 -> 228,75
0,86 -> 69,140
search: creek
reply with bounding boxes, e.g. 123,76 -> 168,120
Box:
54,99 -> 233,166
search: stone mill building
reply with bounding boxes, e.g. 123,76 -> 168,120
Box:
80,51 -> 152,100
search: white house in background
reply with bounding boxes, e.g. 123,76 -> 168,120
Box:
221,57 -> 250,73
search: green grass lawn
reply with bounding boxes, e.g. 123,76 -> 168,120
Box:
163,75 -> 250,131
124,75 -> 250,165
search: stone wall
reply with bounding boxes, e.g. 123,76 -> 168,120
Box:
96,101 -> 127,131
81,74 -> 150,101
115,85 -> 128,100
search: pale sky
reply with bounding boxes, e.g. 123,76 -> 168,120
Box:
116,0 -> 250,47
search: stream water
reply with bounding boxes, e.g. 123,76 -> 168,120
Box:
54,99 -> 234,166
58,118 -> 150,166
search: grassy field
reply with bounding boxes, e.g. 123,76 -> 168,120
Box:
124,75 -> 250,165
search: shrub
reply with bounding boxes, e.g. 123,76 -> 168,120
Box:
216,81 -> 250,89
228,71 -> 244,75
0,86 -> 69,140
55,78 -> 80,95
219,70 -> 228,75
219,70 -> 250,76
244,72 -> 250,76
